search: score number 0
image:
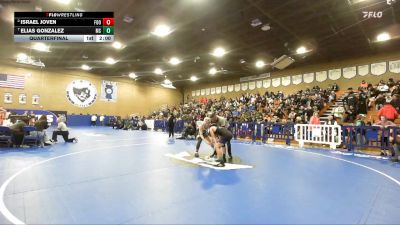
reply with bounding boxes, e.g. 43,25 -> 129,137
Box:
103,18 -> 114,26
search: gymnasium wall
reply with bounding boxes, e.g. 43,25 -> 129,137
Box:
0,63 -> 183,116
184,52 -> 400,101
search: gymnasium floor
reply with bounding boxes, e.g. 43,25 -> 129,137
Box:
0,127 -> 399,224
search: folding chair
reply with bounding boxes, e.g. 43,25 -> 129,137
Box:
21,126 -> 39,147
0,126 -> 12,147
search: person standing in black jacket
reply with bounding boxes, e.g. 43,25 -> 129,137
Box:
358,90 -> 368,115
167,114 -> 176,139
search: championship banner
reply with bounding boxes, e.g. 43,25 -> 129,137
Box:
303,73 -> 315,83
328,69 -> 341,80
371,62 -> 387,76
343,67 -> 356,79
389,60 -> 400,73
315,71 -> 326,82
358,65 -> 369,76
210,87 -> 216,95
281,76 -> 291,86
292,74 -> 302,85
272,78 -> 281,87
101,80 -> 117,102
216,87 -> 221,94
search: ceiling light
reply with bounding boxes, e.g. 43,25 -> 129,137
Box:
251,18 -> 262,27
351,0 -> 368,4
261,24 -> 271,31
154,68 -> 163,75
16,54 -> 45,67
105,57 -> 116,65
240,59 -> 246,64
152,24 -> 172,37
123,15 -> 134,23
190,76 -> 198,82
211,47 -> 226,57
209,67 -> 217,75
112,41 -> 123,49
161,83 -> 176,89
74,7 -> 85,12
164,79 -> 172,85
54,0 -> 71,4
128,72 -> 137,79
296,46 -> 307,54
376,32 -> 391,42
17,53 -> 28,61
32,43 -> 50,52
169,57 -> 181,65
255,60 -> 265,68
81,64 -> 91,71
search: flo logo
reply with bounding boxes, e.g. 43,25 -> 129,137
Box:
66,80 -> 97,107
362,11 -> 383,18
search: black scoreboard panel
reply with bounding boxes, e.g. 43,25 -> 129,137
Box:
14,12 -> 114,42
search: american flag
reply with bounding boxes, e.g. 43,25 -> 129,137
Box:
0,74 -> 25,89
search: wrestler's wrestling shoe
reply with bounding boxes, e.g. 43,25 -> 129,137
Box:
215,158 -> 225,167
194,152 -> 199,158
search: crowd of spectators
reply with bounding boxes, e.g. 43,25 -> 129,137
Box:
148,83 -> 341,125
335,78 -> 400,123
108,115 -> 148,131
145,78 -> 399,127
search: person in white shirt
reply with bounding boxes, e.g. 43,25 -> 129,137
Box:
332,105 -> 345,119
52,117 -> 78,143
99,115 -> 105,126
377,83 -> 389,93
91,114 -> 97,126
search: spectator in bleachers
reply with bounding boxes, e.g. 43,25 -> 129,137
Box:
355,114 -> 366,126
326,115 -> 337,125
387,78 -> 395,88
328,91 -> 336,102
332,83 -> 339,92
374,94 -> 386,110
377,80 -> 389,93
358,90 -> 368,115
377,101 -> 399,122
344,105 -> 357,123
391,85 -> 400,96
333,105 -> 345,119
309,112 -> 320,125
359,80 -> 368,90
390,94 -> 400,113
344,91 -> 357,110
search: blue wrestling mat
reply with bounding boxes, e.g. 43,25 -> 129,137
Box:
0,127 -> 399,224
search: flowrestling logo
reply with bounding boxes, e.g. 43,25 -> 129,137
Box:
66,80 -> 97,107
362,0 -> 396,18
